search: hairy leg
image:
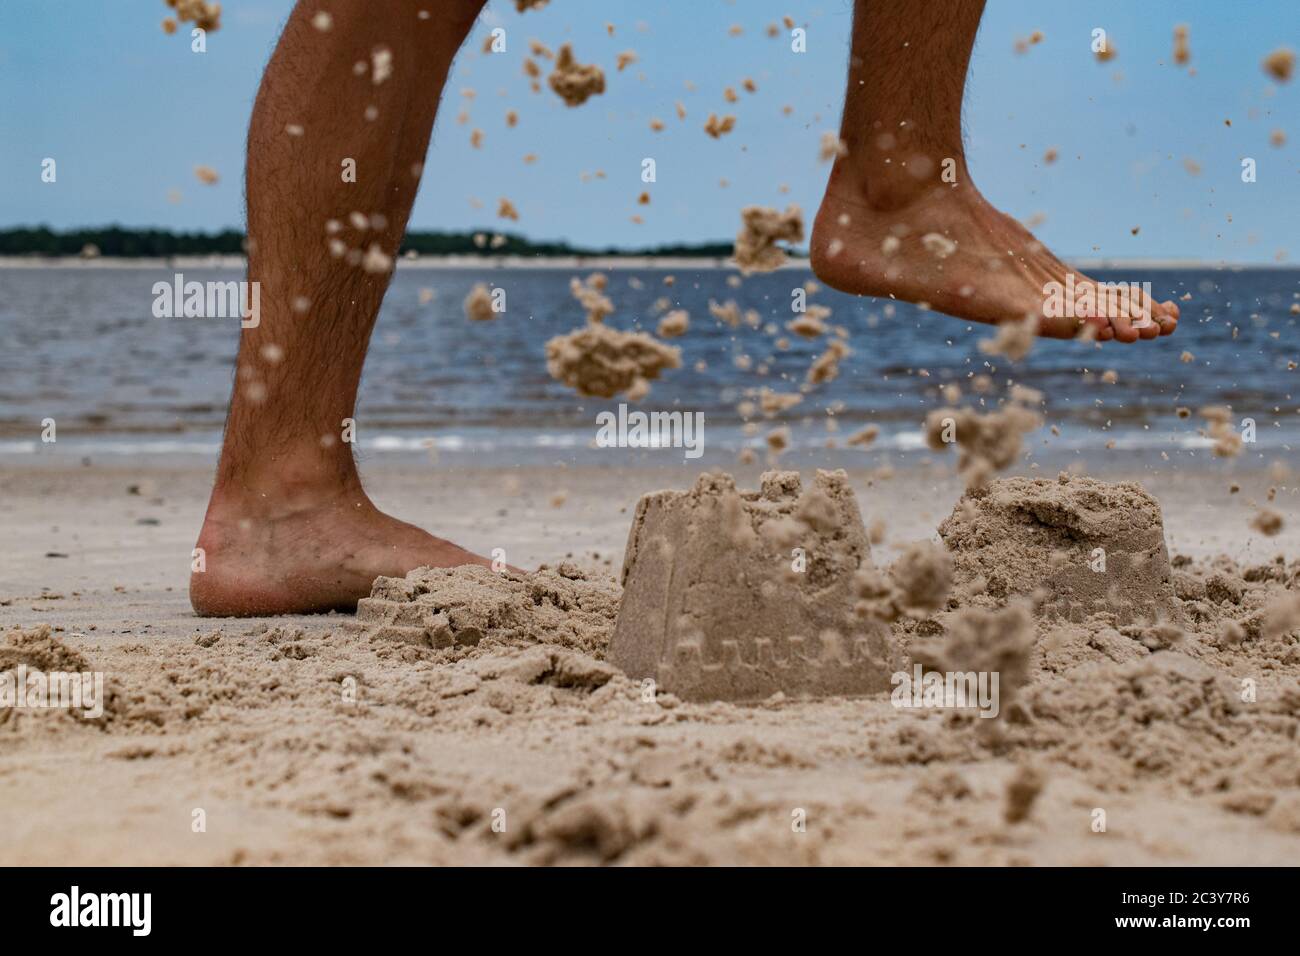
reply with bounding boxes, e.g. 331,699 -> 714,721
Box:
191,0 -> 489,616
811,0 -> 1179,342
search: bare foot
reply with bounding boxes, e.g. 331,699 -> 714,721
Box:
190,481 -> 493,616
810,169 -> 1179,343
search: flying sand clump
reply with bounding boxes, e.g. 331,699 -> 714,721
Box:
819,132 -> 848,162
657,310 -> 689,338
549,44 -> 606,107
978,315 -> 1038,362
846,424 -> 879,448
807,338 -> 851,385
546,272 -> 680,399
545,325 -> 681,400
464,283 -> 496,321
704,114 -> 737,138
758,388 -> 802,417
787,304 -> 832,338
925,396 -> 1044,488
163,0 -> 222,33
1172,24 -> 1191,67
1262,47 -> 1295,82
853,541 -> 953,623
1251,508 -> 1284,537
734,205 -> 805,274
570,274 -> 615,323
1200,406 -> 1243,457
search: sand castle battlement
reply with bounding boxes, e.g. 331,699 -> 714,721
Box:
656,630 -> 893,701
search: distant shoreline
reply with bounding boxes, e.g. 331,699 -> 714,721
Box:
2,226 -> 1292,270
0,254 -> 734,270
0,254 -> 1289,270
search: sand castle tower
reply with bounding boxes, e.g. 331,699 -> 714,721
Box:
608,470 -> 897,702
938,473 -> 1181,625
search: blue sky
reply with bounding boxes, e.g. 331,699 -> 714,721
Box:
0,0 -> 1295,262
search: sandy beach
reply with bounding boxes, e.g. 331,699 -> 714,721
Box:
3,0 -> 1298,884
2,459 -> 1297,866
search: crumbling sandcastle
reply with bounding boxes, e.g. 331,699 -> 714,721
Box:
608,470 -> 897,702
347,563 -> 619,656
938,473 -> 1180,625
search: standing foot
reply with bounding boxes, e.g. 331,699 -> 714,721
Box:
190,482 -> 492,616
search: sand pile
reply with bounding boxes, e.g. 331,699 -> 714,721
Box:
348,563 -> 619,657
873,626 -> 1300,801
938,473 -> 1179,625
0,623 -> 94,674
0,625 -> 123,731
608,470 -> 897,702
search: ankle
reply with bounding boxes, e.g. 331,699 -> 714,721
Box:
210,444 -> 365,517
827,150 -> 971,213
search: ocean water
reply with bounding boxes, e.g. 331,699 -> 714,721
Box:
0,264 -> 1296,466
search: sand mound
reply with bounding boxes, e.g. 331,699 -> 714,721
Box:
0,625 -> 124,730
348,563 -> 620,657
0,623 -> 93,674
608,470 -> 896,702
939,473 -> 1178,625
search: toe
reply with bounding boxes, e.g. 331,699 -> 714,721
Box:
1162,299 -> 1181,321
1110,312 -> 1140,343
1039,313 -> 1090,339
1129,290 -> 1160,339
1147,297 -> 1177,335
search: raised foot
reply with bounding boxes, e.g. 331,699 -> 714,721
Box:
809,178 -> 1179,343
189,490 -> 493,617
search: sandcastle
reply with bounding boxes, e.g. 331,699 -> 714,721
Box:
938,473 -> 1180,625
608,470 -> 897,702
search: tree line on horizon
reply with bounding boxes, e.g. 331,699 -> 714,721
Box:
0,225 -> 739,259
